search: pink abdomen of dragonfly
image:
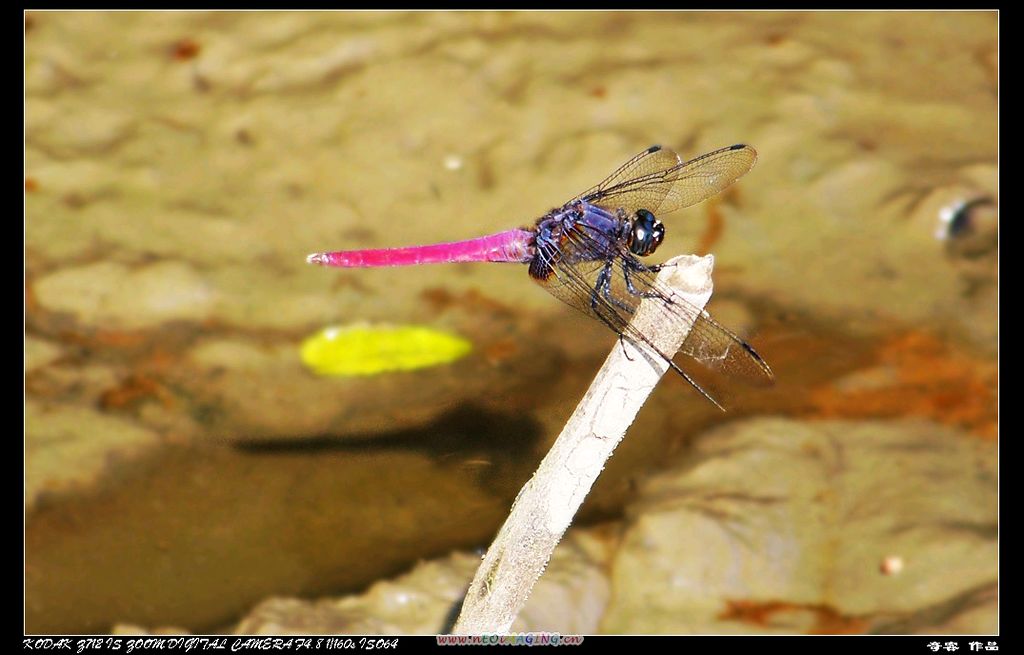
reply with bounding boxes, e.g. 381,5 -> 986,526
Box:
308,229 -> 535,268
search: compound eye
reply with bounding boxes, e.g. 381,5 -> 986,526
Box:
629,209 -> 665,256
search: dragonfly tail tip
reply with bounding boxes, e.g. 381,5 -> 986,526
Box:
306,252 -> 327,266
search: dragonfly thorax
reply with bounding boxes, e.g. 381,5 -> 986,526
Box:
627,209 -> 665,257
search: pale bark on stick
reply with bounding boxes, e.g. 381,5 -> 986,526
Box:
452,254 -> 716,635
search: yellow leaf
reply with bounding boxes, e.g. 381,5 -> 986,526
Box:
300,324 -> 472,377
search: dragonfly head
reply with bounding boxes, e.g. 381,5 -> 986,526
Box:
628,209 -> 665,257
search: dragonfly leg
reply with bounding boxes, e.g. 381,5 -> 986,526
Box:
589,258 -> 635,315
589,262 -> 612,313
618,334 -> 636,362
589,260 -> 638,363
587,271 -> 635,362
621,259 -> 672,302
616,250 -> 661,274
645,259 -> 680,274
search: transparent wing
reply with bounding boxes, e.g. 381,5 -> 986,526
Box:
575,146 -> 683,213
533,220 -> 774,405
579,144 -> 757,216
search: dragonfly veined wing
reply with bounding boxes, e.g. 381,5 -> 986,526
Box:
580,144 -> 757,216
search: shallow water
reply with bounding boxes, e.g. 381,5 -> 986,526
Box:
26,11 -> 997,634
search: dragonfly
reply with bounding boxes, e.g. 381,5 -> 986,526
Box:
307,144 -> 774,409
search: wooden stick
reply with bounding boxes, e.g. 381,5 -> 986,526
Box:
452,254 -> 715,634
